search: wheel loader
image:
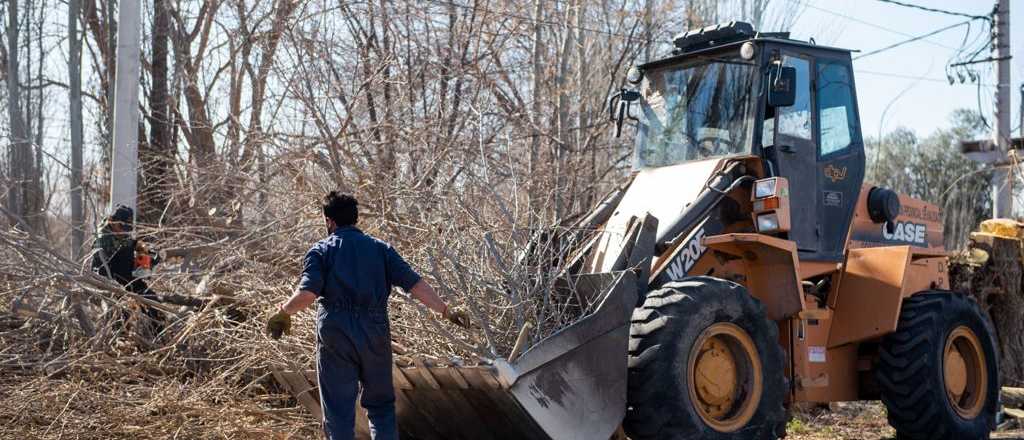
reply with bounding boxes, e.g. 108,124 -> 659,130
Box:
370,22 -> 1001,440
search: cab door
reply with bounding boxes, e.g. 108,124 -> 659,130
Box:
814,56 -> 865,261
766,53 -> 819,253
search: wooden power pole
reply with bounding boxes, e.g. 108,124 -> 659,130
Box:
109,0 -> 142,216
992,0 -> 1012,218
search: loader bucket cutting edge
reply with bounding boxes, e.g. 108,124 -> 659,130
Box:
386,271 -> 637,440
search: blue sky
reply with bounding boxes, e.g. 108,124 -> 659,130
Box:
786,0 -> 1023,140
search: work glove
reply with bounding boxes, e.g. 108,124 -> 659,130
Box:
266,310 -> 292,340
443,305 -> 471,329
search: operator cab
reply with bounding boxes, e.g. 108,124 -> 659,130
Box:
612,22 -> 866,262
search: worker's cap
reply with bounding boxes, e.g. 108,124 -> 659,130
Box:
110,205 -> 134,228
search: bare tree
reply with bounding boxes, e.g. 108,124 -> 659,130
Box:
69,0 -> 85,258
528,0 -> 544,217
141,0 -> 174,224
4,0 -> 42,232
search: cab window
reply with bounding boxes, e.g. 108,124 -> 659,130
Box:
776,56 -> 813,142
816,61 -> 859,156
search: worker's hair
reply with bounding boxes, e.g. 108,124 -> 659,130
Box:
322,191 -> 358,227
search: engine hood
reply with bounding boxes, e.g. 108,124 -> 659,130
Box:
590,158 -> 725,272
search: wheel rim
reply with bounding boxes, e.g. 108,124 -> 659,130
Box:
943,326 -> 987,419
687,322 -> 763,432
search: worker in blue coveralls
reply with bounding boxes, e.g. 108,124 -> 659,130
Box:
266,191 -> 471,440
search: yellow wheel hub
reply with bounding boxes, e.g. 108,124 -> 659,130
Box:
944,349 -> 967,397
943,326 -> 987,419
695,338 -> 738,408
687,323 -> 763,432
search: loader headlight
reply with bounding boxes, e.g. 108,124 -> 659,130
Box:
754,178 -> 777,199
740,41 -> 756,60
756,213 -> 780,233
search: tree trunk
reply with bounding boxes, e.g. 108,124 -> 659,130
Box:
528,0 -> 543,221
81,0 -> 116,189
239,0 -> 298,170
576,0 -> 590,210
554,4 -> 574,219
169,2 -> 220,171
31,0 -> 46,235
4,0 -> 38,232
69,0 -> 85,259
951,234 -> 1024,387
142,0 -> 173,225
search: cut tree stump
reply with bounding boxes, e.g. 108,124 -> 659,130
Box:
951,234 -> 1024,387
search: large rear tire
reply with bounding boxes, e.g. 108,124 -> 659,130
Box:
876,292 -> 999,440
623,276 -> 788,440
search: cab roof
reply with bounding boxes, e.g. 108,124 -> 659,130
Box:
639,21 -> 853,70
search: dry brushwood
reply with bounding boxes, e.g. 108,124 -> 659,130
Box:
0,178 -> 610,438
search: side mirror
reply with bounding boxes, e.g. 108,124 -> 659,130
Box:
608,89 -> 641,138
767,65 -> 796,107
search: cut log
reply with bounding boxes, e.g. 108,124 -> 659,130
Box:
507,322 -> 533,362
271,367 -> 323,420
1003,387 -> 1024,409
1003,407 -> 1024,420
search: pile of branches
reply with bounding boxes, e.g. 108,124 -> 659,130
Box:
0,177 -> 605,437
0,226 -> 320,439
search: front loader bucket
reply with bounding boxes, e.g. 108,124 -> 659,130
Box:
383,271 -> 637,440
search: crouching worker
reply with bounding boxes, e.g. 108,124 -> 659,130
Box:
266,191 -> 470,440
91,205 -> 161,298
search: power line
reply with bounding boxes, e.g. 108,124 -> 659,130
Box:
875,0 -> 991,22
854,20 -> 970,60
792,0 -> 960,51
868,0 -> 995,89
432,0 -> 997,91
948,19 -> 983,66
856,68 -> 995,86
794,0 -> 995,93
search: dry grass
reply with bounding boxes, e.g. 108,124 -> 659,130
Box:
787,402 -> 895,440
788,401 -> 1024,440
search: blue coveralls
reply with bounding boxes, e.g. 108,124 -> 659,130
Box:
298,226 -> 421,440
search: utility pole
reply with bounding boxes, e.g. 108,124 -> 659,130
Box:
992,0 -> 1012,218
109,0 -> 142,215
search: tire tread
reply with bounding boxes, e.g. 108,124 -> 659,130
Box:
876,292 -> 999,440
623,276 -> 788,440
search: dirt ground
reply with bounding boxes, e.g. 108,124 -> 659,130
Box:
788,401 -> 1024,440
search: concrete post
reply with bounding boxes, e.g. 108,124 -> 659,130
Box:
992,0 -> 1012,217
109,0 -> 142,215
